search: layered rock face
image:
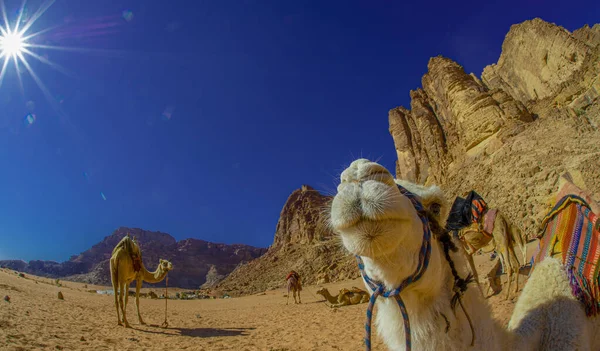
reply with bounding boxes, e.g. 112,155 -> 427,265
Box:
212,185 -> 358,296
0,227 -> 266,289
482,19 -> 600,117
389,57 -> 533,184
389,18 -> 600,239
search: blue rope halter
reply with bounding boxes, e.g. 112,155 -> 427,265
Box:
356,184 -> 432,351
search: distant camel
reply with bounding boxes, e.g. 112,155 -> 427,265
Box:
285,270 -> 302,305
110,234 -> 173,327
316,287 -> 369,307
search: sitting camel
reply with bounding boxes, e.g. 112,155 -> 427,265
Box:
285,270 -> 302,305
329,158 -> 600,350
316,287 -> 369,307
447,193 -> 527,299
110,234 -> 173,327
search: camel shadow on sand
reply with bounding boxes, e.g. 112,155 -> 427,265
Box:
138,325 -> 255,338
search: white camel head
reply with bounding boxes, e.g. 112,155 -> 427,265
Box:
330,158 -> 448,261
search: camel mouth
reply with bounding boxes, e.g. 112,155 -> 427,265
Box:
330,181 -> 405,232
333,213 -> 404,232
336,218 -> 405,258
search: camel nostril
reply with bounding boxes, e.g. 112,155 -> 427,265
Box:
350,159 -> 371,168
356,163 -> 394,185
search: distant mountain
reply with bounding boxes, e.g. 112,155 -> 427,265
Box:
212,185 -> 359,296
0,227 -> 267,289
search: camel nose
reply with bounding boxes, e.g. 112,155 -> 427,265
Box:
339,159 -> 395,188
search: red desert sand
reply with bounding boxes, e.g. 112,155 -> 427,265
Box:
1,245 -> 533,351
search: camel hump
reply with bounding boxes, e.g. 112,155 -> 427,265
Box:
350,286 -> 366,294
112,234 -> 142,257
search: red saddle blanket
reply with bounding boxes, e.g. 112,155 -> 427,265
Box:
132,254 -> 142,273
483,209 -> 498,236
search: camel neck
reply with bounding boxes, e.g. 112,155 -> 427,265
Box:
361,240 -> 511,350
141,263 -> 165,283
321,290 -> 337,303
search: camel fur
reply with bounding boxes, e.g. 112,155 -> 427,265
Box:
110,234 -> 173,327
329,158 -> 600,350
316,287 -> 369,307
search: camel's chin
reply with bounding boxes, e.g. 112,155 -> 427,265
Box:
337,219 -> 402,258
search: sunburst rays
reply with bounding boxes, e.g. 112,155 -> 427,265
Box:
0,0 -> 63,91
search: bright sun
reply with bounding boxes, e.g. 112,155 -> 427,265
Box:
0,0 -> 63,91
0,29 -> 25,57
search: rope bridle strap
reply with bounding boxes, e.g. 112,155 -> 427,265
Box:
356,184 -> 432,351
357,184 -> 476,350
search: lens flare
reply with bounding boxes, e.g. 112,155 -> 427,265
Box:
24,113 -> 35,125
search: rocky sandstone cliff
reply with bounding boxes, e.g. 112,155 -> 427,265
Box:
205,18 -> 600,297
211,185 -> 358,296
0,227 -> 266,289
389,18 -> 600,240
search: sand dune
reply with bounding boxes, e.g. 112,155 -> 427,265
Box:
1,251 -> 525,351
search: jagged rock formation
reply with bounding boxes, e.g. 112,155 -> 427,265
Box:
271,185 -> 332,248
482,20 -> 600,118
200,265 -> 226,288
389,18 -> 600,240
0,227 -> 266,289
389,57 -> 534,184
212,185 -> 358,296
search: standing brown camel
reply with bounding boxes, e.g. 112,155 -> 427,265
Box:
110,234 -> 173,327
447,192 -> 526,299
285,270 -> 302,305
459,212 -> 525,299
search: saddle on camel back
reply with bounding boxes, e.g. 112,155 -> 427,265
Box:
446,191 -> 498,255
113,234 -> 143,273
286,271 -> 302,290
532,175 -> 600,316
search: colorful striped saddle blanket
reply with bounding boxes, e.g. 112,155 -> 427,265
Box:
532,194 -> 600,316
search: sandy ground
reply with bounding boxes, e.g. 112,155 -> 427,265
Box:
0,244 -> 535,351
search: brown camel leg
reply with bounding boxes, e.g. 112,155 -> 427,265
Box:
124,285 -> 129,310
497,253 -> 512,300
293,289 -> 298,304
507,246 -> 520,295
298,288 -> 301,304
286,287 -> 290,305
485,259 -> 503,297
111,263 -> 122,326
465,253 -> 484,297
119,283 -> 131,328
135,278 -> 145,325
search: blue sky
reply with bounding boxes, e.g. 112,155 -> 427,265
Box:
1,0 -> 598,261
